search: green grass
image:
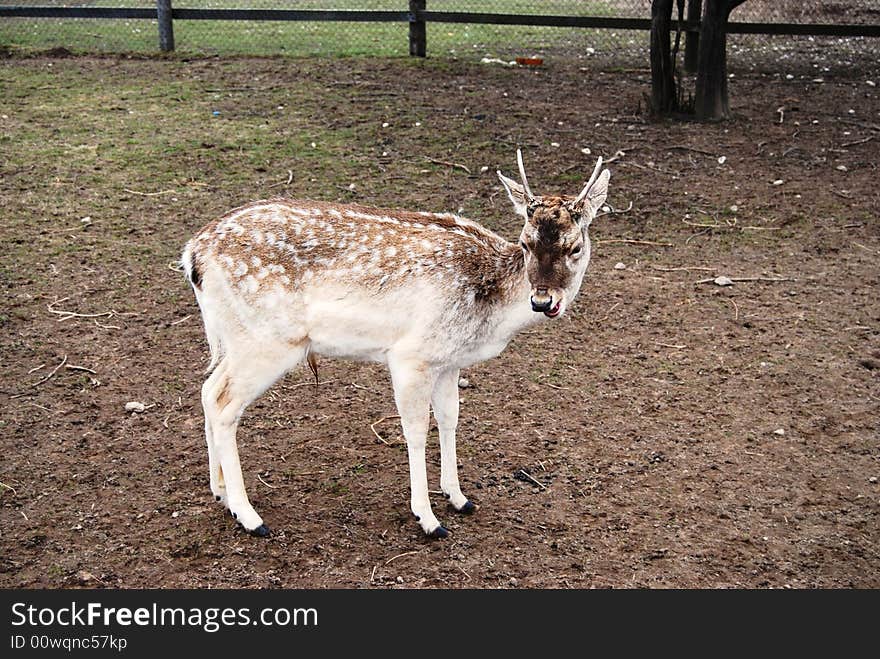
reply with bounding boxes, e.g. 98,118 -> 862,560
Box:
0,1 -> 627,58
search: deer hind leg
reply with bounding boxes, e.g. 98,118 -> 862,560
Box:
201,342 -> 307,536
202,360 -> 230,507
432,367 -> 475,514
389,357 -> 447,538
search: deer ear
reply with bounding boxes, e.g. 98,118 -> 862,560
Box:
497,171 -> 529,218
573,169 -> 610,222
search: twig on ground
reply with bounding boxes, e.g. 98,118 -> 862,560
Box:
427,158 -> 471,175
370,415 -> 403,446
654,342 -> 686,349
268,169 -> 294,188
257,474 -> 277,489
730,298 -> 740,321
31,355 -> 67,388
123,188 -> 176,196
66,364 -> 96,374
516,468 -> 547,490
47,297 -> 114,321
27,363 -> 45,375
170,315 -> 191,326
695,276 -> 795,284
597,239 -> 673,247
596,201 -> 634,217
648,265 -> 715,273
0,481 -> 17,495
841,135 -> 875,148
94,319 -> 121,330
384,550 -> 422,566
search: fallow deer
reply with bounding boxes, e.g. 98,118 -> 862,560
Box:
182,150 -> 610,538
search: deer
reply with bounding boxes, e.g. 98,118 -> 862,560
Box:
181,150 -> 610,538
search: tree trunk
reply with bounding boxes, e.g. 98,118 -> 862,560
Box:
649,0 -> 676,115
684,0 -> 702,73
694,0 -> 747,120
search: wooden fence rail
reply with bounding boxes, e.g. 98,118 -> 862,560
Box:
0,3 -> 877,55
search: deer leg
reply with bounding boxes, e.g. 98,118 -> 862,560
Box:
202,360 -> 229,506
202,345 -> 305,536
389,358 -> 446,538
432,367 -> 474,514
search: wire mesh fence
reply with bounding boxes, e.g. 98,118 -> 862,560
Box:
0,1 -> 878,72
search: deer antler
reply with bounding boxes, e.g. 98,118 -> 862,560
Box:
574,156 -> 604,207
516,149 -> 534,200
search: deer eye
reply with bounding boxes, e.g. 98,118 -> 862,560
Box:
570,244 -> 582,257
520,240 -> 528,252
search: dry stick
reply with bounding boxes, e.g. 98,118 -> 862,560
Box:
123,188 -> 176,196
596,201 -> 634,217
517,468 -> 547,490
31,355 -> 67,388
427,158 -> 471,175
95,319 -> 121,330
597,239 -> 673,247
267,170 -> 294,189
370,415 -> 403,446
730,298 -> 740,321
47,298 -> 114,321
27,363 -> 46,375
66,364 -> 96,374
384,550 -> 422,566
170,315 -> 191,326
257,474 -> 277,489
841,135 -> 875,148
648,265 -> 715,273
654,342 -> 687,349
695,276 -> 796,284
0,480 -> 17,495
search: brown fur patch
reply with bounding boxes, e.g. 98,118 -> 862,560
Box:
216,378 -> 232,412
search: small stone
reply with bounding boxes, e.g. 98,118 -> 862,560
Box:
729,204 -> 738,212
718,156 -> 727,165
772,179 -> 784,186
480,165 -> 489,174
509,577 -> 518,587
171,511 -> 180,518
772,428 -> 786,436
785,74 -> 794,80
381,122 -> 390,128
868,477 -> 877,484
458,377 -> 470,389
124,401 -> 146,413
713,276 -> 734,286
550,142 -> 560,148
580,147 -> 591,155
614,262 -> 627,270
396,576 -> 404,584
836,165 -> 848,172
866,80 -> 876,87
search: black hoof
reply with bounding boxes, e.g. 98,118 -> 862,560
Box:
215,495 -> 221,502
458,500 -> 476,515
231,511 -> 238,520
250,524 -> 271,538
429,526 -> 449,539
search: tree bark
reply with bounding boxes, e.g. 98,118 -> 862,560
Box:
694,0 -> 747,120
684,0 -> 702,73
649,0 -> 676,115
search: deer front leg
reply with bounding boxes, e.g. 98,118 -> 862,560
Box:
432,367 -> 475,514
389,358 -> 447,538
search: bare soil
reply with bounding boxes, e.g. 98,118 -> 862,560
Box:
0,55 -> 878,588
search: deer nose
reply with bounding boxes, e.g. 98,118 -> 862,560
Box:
530,291 -> 553,313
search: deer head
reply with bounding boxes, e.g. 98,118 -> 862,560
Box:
497,149 -> 610,318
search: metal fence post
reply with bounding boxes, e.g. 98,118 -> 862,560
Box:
409,0 -> 426,57
157,0 -> 174,52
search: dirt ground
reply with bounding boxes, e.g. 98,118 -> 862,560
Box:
1,53 -> 878,588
